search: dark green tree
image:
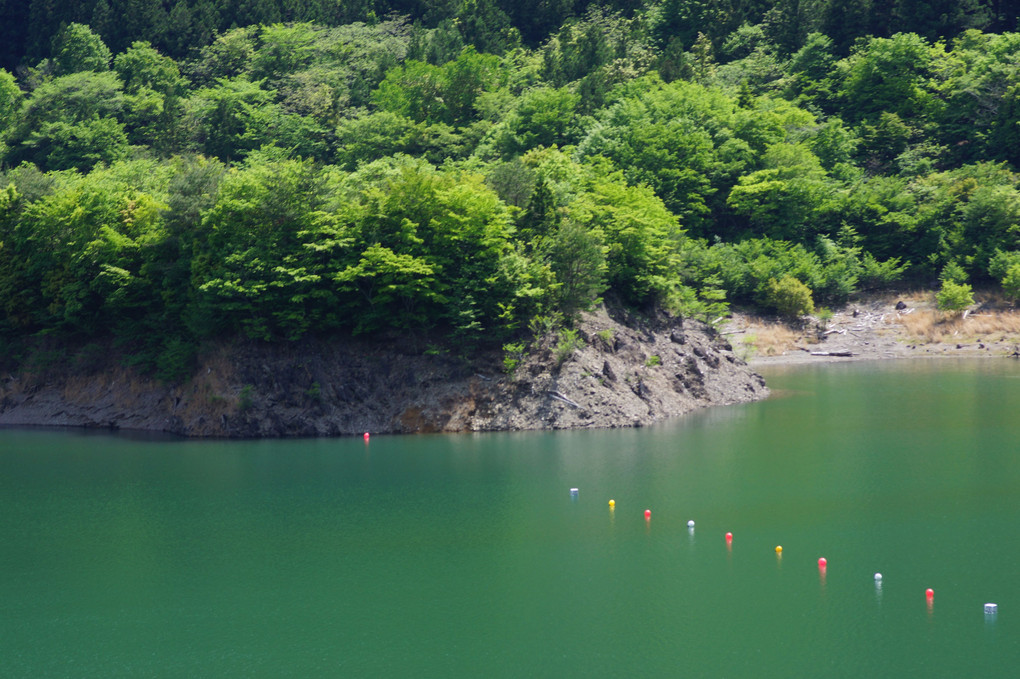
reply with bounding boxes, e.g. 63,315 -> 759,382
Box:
51,23 -> 112,76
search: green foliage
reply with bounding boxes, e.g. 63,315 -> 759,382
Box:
1001,264 -> 1020,302
373,47 -> 503,127
833,33 -> 943,124
545,219 -> 607,318
0,69 -> 24,131
528,313 -> 562,340
191,153 -> 324,340
940,261 -> 968,284
494,86 -> 581,155
4,71 -> 128,171
5,10 -> 1020,367
576,76 -> 737,233
502,341 -> 526,374
936,280 -> 974,312
764,275 -> 815,318
726,142 -> 835,242
554,327 -> 582,366
51,23 -> 113,75
989,249 -> 1020,281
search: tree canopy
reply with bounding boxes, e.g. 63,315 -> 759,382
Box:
3,3 -> 1020,376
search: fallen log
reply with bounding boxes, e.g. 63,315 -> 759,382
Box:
809,351 -> 855,357
546,390 -> 581,408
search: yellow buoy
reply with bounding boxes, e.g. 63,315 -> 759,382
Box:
608,499 -> 615,508
775,545 -> 783,554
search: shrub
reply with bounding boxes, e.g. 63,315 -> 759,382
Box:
1002,264 -> 1020,302
554,328 -> 582,366
502,341 -> 526,374
988,249 -> 1020,280
939,261 -> 968,284
816,307 -> 834,328
764,276 -> 815,318
935,280 -> 974,313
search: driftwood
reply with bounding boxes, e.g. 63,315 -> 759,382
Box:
546,390 -> 581,408
809,351 -> 855,357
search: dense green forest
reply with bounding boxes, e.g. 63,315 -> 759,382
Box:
4,0 -> 1020,379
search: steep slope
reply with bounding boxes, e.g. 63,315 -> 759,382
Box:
0,307 -> 768,437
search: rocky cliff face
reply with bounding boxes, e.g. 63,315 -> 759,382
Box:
0,307 -> 768,437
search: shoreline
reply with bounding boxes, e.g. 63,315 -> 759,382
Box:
727,291 -> 1020,368
0,307 -> 768,437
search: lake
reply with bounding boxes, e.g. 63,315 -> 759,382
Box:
2,358 -> 1019,677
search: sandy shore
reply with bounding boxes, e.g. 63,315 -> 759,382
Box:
723,291 -> 1020,367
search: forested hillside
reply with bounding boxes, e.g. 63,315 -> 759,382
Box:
3,1 -> 1020,380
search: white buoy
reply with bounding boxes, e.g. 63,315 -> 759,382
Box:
985,603 -> 998,615
874,573 -> 883,582
687,520 -> 695,528
570,487 -> 579,496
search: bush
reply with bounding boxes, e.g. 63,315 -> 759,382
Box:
939,261 -> 968,284
764,276 -> 815,318
1002,264 -> 1020,302
554,328 -> 582,366
502,341 -> 526,374
988,249 -> 1020,280
935,280 -> 974,313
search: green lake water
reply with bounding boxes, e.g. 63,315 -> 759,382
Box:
2,358 -> 1020,677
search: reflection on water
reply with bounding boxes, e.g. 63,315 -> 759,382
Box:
1,358 -> 1019,677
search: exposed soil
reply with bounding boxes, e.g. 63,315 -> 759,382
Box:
725,290 -> 1020,367
0,305 -> 769,437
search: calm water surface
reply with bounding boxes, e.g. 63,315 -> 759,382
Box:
2,358 -> 1019,677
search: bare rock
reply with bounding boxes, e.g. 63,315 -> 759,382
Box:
0,305 -> 769,437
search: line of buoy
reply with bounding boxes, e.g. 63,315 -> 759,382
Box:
576,495 -> 999,616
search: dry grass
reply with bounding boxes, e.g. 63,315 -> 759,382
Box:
893,308 -> 1020,344
736,320 -> 803,357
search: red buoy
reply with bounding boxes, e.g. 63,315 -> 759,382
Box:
363,432 -> 370,441
644,509 -> 651,520
818,557 -> 827,568
926,588 -> 934,599
725,532 -> 733,541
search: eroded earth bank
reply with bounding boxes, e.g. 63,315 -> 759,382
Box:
0,306 -> 768,437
